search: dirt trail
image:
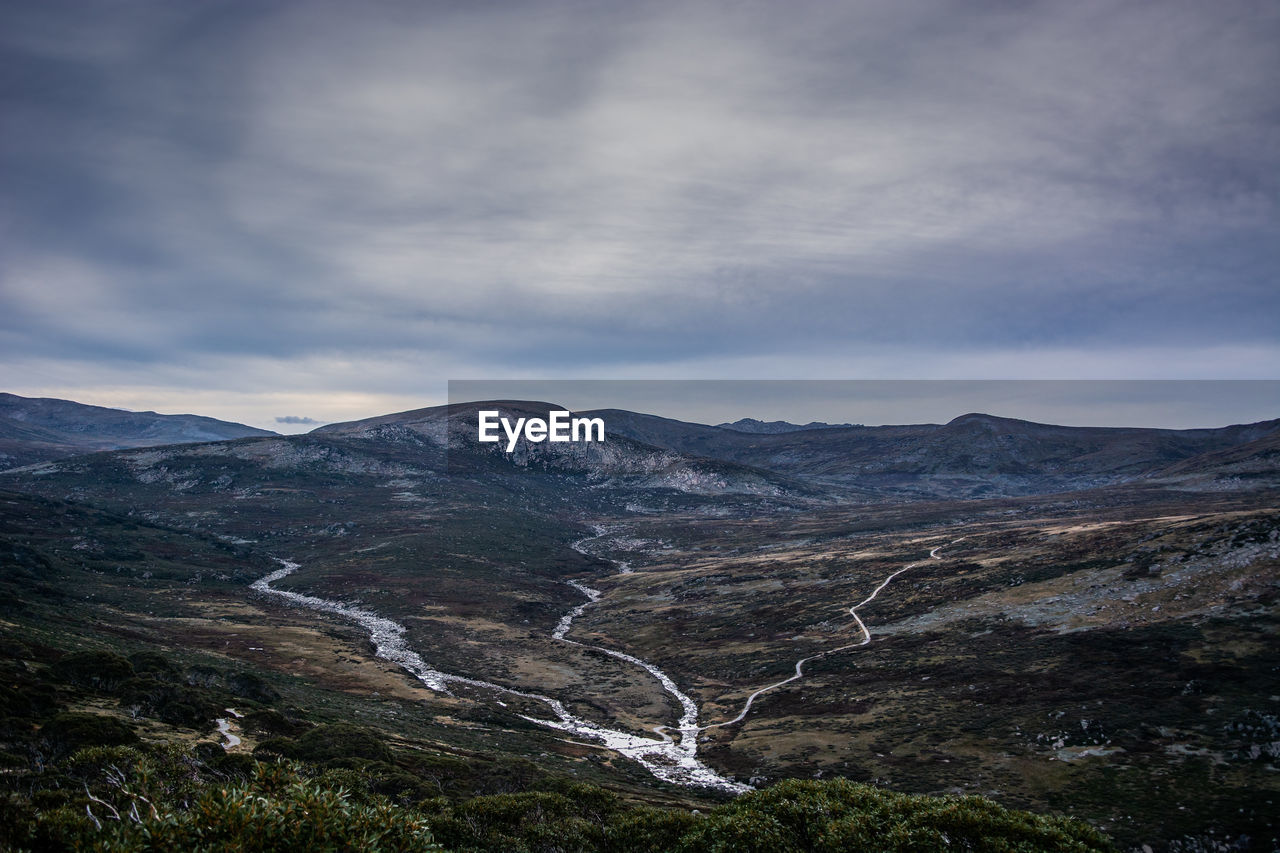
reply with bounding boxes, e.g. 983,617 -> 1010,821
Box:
694,538 -> 964,731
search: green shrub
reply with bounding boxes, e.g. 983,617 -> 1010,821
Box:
602,805 -> 700,853
432,788 -> 611,853
190,740 -> 253,778
127,651 -> 179,681
65,743 -> 208,814
0,793 -> 37,849
428,778 -> 1113,853
40,712 -> 138,758
678,779 -> 1114,853
252,736 -> 297,759
287,723 -> 395,764
49,649 -> 135,692
225,671 -> 279,703
1,681 -> 53,720
99,762 -> 442,852
117,676 -> 221,729
241,708 -> 310,737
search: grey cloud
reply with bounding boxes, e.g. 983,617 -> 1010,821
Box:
1,0 -> 1277,392
275,415 -> 321,425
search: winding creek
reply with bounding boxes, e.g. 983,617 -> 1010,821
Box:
250,533 -> 960,793
251,557 -> 747,792
216,707 -> 243,749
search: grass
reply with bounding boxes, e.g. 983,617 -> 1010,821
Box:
2,430 -> 1277,850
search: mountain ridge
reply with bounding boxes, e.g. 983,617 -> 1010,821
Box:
716,417 -> 858,434
7,394 -> 1279,500
0,392 -> 277,470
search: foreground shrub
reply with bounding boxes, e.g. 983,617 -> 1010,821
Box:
431,785 -> 622,852
679,779 -> 1114,853
77,761 -> 442,852
9,742 -> 1113,853
431,778 -> 1113,853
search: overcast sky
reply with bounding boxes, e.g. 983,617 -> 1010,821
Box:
2,1 -> 1277,431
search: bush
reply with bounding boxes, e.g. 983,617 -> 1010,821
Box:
432,788 -> 613,853
40,712 -> 138,758
127,651 -> 180,681
287,723 -> 395,764
0,677 -> 58,720
99,762 -> 442,852
242,708 -> 310,737
0,793 -> 37,849
49,649 -> 135,692
226,671 -> 280,703
429,778 -> 1113,853
678,779 -> 1114,853
193,743 -> 256,779
117,677 -> 221,729
602,806 -> 701,853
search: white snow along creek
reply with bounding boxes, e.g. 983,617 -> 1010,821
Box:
250,535 -> 961,793
252,559 -> 747,793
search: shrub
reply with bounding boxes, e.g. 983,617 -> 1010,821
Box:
99,762 -> 442,852
117,677 -> 221,729
127,651 -> 180,681
242,708 -> 310,737
678,779 -> 1114,853
602,805 -> 700,852
40,712 -> 138,758
428,778 -> 1114,853
0,793 -> 37,849
432,789 -> 611,853
287,723 -> 395,764
49,649 -> 135,692
226,671 -> 280,703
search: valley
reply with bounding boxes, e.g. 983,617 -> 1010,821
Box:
0,399 -> 1276,850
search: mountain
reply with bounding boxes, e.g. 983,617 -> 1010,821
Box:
589,409 -> 1280,498
0,393 -> 276,469
13,394 -> 1273,500
716,417 -> 857,434
1145,428 -> 1280,490
316,400 -> 810,498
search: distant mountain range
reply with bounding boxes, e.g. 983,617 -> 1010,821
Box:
716,418 -> 857,434
0,393 -> 276,469
3,393 -> 1277,499
581,407 -> 1280,498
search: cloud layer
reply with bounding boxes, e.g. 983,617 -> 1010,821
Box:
2,0 -> 1277,427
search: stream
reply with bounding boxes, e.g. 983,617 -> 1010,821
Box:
251,558 -> 748,792
216,708 -> 243,749
250,533 -> 959,793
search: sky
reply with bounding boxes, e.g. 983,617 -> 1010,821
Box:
448,380 -> 1280,430
2,0 -> 1278,432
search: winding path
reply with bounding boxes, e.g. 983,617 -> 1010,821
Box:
567,529 -> 964,734
693,538 -> 965,731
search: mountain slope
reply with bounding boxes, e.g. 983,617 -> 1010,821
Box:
316,400 -> 816,498
717,417 -> 857,433
1145,429 -> 1280,490
0,393 -> 277,469
589,409 -> 1280,498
